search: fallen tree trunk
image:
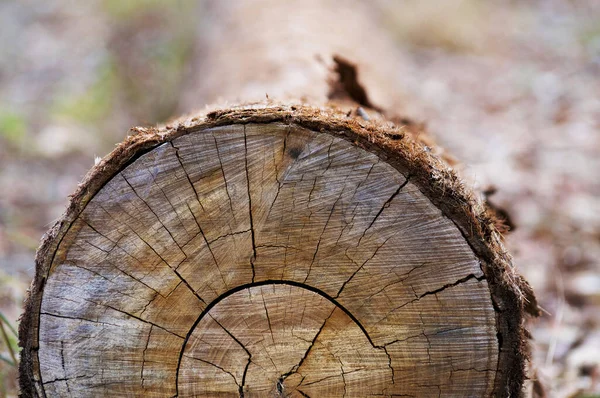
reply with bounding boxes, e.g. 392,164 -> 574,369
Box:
20,102 -> 532,397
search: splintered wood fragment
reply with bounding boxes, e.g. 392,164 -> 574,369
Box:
20,104 -> 531,397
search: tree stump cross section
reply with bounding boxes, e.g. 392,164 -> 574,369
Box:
24,118 -> 514,397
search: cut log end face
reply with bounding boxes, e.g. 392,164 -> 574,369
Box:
33,123 -> 503,397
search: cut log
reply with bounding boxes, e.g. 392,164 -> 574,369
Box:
20,104 -> 530,397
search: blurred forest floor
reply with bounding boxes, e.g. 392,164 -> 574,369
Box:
1,0 -> 599,396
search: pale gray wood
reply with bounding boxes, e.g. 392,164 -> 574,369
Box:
38,123 -> 497,397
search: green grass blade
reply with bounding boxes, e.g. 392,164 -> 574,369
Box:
0,313 -> 17,337
0,319 -> 18,366
0,353 -> 16,367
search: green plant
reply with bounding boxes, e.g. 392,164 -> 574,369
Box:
0,312 -> 18,368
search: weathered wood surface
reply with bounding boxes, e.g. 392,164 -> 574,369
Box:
20,105 -> 529,397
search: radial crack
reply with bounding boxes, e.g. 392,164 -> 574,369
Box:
185,356 -> 240,387
121,174 -> 186,254
304,177 -> 349,283
141,325 -> 152,388
260,291 -> 276,345
244,125 -> 257,283
169,141 -> 206,213
184,202 -> 229,289
357,176 -> 411,246
210,315 -> 252,397
208,229 -> 252,244
40,312 -> 121,328
104,304 -> 185,339
335,236 -> 392,298
280,307 -> 335,382
387,273 -> 486,316
212,135 -> 235,214
95,202 -> 206,305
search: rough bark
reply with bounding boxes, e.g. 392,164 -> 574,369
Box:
20,104 -> 531,397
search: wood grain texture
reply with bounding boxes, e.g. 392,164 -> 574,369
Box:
20,104 -> 530,397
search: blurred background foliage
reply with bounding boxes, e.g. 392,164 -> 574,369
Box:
0,1 -> 203,394
1,0 -> 599,396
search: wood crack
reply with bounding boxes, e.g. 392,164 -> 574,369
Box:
244,125 -> 257,283
304,173 -> 350,283
67,250 -> 163,301
40,312 -> 121,327
184,355 -> 240,387
386,273 -> 486,316
95,203 -> 206,305
121,174 -> 186,255
184,202 -> 229,290
169,141 -> 206,212
212,134 -> 235,215
42,374 -> 90,385
261,291 -> 275,344
142,161 -> 193,238
141,325 -> 152,389
362,263 -> 424,302
280,307 -> 336,382
209,315 -> 252,397
103,304 -> 185,339
357,175 -> 411,246
335,236 -> 393,298
207,229 -> 251,245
